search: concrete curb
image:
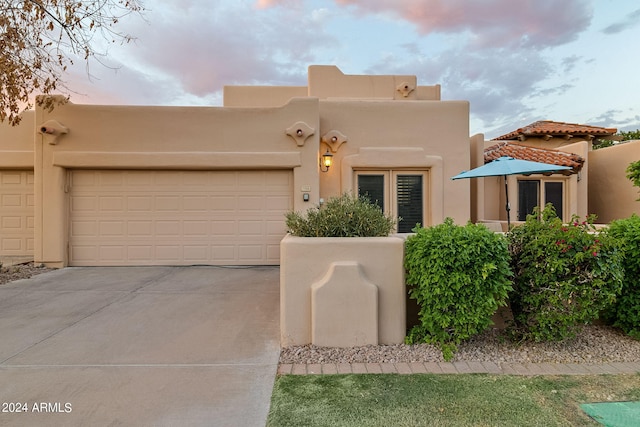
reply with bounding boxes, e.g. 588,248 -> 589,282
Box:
278,362 -> 640,376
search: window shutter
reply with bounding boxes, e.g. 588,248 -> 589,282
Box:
396,175 -> 423,232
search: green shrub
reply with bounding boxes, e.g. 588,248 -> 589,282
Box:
404,219 -> 512,360
606,214 -> 640,339
285,193 -> 395,237
507,206 -> 623,342
627,160 -> 640,200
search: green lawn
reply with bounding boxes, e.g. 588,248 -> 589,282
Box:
267,373 -> 640,427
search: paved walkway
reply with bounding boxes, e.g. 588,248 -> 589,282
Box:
279,361 -> 640,376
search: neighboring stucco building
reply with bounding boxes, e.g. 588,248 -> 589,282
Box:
0,65 -> 470,267
589,140 -> 640,223
468,120 -> 639,228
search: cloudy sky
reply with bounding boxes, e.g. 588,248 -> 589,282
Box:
66,0 -> 640,139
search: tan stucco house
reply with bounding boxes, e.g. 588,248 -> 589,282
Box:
2,66 -> 637,267
0,65 -> 471,267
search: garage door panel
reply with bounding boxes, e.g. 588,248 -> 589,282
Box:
156,245 -> 181,260
183,245 -> 209,261
239,221 -> 263,236
184,221 -> 208,236
100,221 -> 124,236
156,196 -> 181,211
266,220 -> 287,236
99,196 -> 124,211
211,220 -> 237,235
212,196 -> 237,211
2,194 -> 22,207
128,220 -> 153,236
212,246 -> 235,262
70,245 -> 98,262
266,195 -> 291,211
124,172 -> 153,187
72,196 -> 96,212
183,196 -> 209,211
2,216 -> 22,229
127,245 -> 153,261
237,196 -> 264,211
69,170 -> 292,266
238,244 -> 263,261
71,220 -> 97,236
2,238 -> 22,251
0,171 -> 34,256
127,196 -> 153,211
156,221 -> 181,236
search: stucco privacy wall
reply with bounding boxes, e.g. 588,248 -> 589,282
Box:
280,235 -> 405,346
34,97 -> 320,267
589,140 -> 640,223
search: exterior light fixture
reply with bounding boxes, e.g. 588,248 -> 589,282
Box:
320,150 -> 333,172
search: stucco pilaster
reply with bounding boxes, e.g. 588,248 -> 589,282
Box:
34,104 -> 68,266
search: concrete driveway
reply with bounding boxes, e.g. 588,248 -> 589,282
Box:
0,266 -> 280,426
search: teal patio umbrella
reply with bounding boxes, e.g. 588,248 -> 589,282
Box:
451,156 -> 572,229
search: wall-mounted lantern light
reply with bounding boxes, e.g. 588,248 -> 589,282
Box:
320,149 -> 333,172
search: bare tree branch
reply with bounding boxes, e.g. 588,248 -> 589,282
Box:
0,0 -> 144,125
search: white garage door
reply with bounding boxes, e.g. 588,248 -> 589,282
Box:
0,170 -> 34,257
69,170 -> 293,266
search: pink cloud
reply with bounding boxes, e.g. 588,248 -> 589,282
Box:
255,0 -> 277,8
110,1 -> 335,99
255,0 -> 592,48
255,0 -> 297,9
336,0 -> 592,48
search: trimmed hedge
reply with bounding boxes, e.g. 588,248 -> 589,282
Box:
606,214 -> 640,339
404,219 -> 512,360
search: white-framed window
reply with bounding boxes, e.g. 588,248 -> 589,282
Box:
356,170 -> 429,232
517,179 -> 565,221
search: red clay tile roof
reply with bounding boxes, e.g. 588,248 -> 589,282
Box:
493,120 -> 617,141
485,141 -> 584,173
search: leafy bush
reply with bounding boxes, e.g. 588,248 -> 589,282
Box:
285,193 -> 395,237
507,206 -> 623,342
606,214 -> 640,339
627,160 -> 640,201
404,219 -> 512,360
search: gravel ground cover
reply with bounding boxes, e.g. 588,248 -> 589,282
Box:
280,324 -> 640,365
0,262 -> 55,286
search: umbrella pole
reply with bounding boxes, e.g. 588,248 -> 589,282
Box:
504,175 -> 511,230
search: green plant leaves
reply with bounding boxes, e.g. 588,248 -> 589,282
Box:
605,214 -> 640,338
285,193 -> 396,237
404,219 -> 513,360
507,205 -> 624,342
